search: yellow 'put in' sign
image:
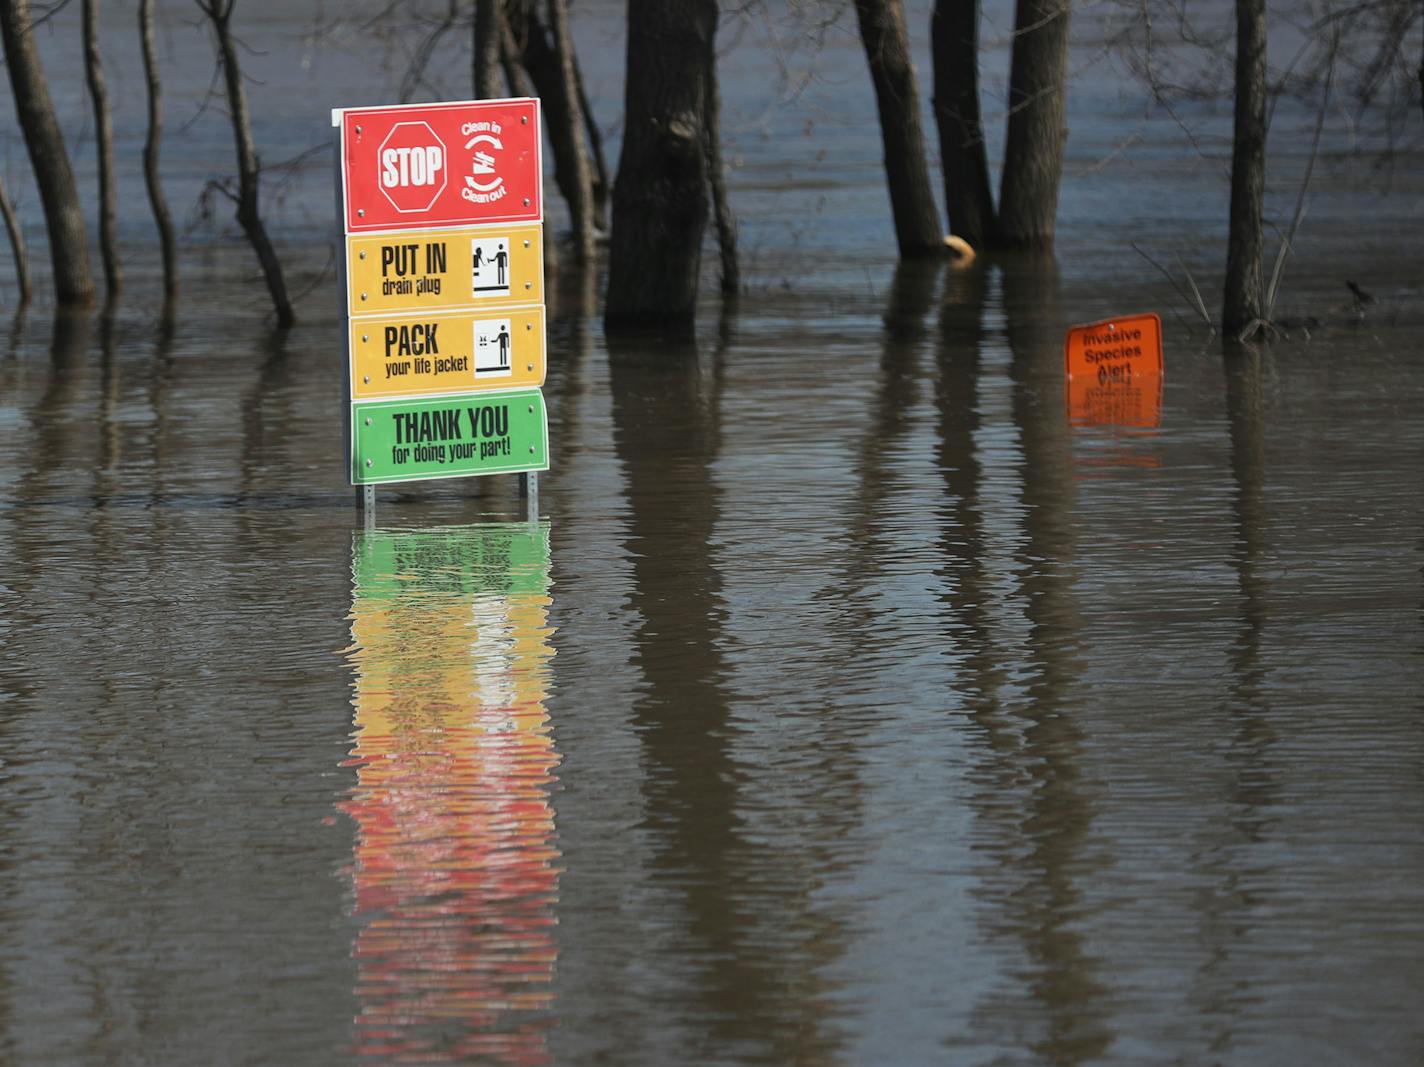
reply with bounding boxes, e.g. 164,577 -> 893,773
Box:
346,223 -> 544,316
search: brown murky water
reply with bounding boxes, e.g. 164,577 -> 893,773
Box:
2,2 -> 1423,1064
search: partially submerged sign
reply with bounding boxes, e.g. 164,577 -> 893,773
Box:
351,388 -> 549,485
346,224 -> 544,315
1064,313 -> 1163,385
349,306 -> 546,399
338,99 -> 542,232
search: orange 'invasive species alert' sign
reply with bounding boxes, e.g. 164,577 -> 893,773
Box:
1064,313 -> 1163,385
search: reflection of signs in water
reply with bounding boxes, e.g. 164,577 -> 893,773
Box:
474,317 -> 514,378
342,524 -> 557,1066
471,237 -> 510,296
1066,376 -> 1163,430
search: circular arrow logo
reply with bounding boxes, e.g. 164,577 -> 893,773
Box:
459,121 -> 510,205
465,133 -> 504,194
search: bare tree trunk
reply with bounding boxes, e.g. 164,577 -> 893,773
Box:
854,0 -> 944,257
1223,0 -> 1267,337
0,0 -> 95,306
139,0 -> 177,307
704,54 -> 737,295
547,0 -> 594,264
997,0 -> 1070,249
508,0 -> 594,265
473,0 -> 501,98
83,0 -> 120,302
574,53 -> 610,229
502,1 -> 606,256
198,0 -> 293,328
604,0 -> 718,333
0,174 -> 31,309
497,11 -> 556,273
501,2 -> 606,235
499,9 -> 535,96
932,0 -> 995,249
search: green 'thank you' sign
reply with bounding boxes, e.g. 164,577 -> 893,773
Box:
351,388 -> 549,485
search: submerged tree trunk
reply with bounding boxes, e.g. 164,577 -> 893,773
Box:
83,0 -> 120,302
0,0 -> 95,306
473,0 -> 501,98
854,0 -> 944,257
1223,0 -> 1267,337
704,53 -> 738,295
932,0 -> 995,249
605,0 -> 718,333
0,173 -> 31,309
997,0 -> 1070,249
139,0 -> 177,307
199,0 -> 293,328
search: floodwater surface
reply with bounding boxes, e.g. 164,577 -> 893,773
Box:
2,2 -> 1424,1064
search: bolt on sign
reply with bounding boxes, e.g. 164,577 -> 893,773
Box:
334,98 -> 549,490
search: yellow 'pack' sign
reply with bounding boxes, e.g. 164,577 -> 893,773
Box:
349,306 -> 546,399
346,223 -> 544,316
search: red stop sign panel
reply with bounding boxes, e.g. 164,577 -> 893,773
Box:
338,98 -> 541,232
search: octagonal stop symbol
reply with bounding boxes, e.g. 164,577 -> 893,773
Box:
377,121 -> 447,213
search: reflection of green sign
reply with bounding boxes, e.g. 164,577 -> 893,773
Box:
353,522 -> 551,599
351,388 -> 548,485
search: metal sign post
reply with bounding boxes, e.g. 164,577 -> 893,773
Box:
520,471 -> 539,525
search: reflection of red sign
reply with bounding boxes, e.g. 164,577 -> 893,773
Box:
1064,312 -> 1163,383
339,98 -> 541,232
